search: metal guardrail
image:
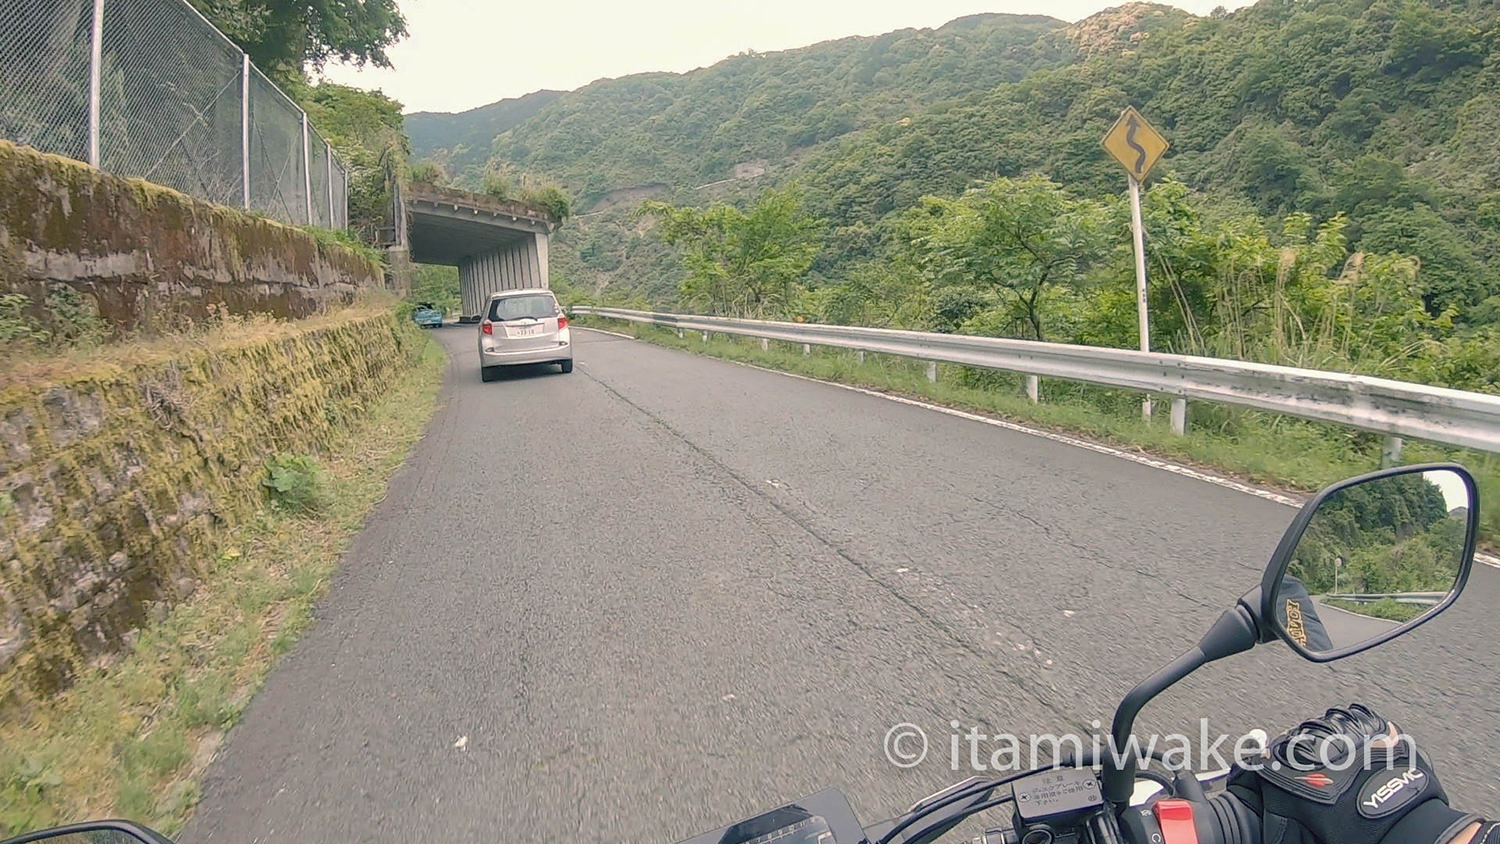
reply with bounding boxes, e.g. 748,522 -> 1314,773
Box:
572,306 -> 1500,454
1325,592 -> 1447,606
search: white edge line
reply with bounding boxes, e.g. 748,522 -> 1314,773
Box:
577,326 -> 1500,571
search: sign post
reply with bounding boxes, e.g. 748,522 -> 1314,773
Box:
1102,106 -> 1169,423
1128,174 -> 1151,420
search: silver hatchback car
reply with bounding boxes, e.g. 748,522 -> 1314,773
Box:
476,289 -> 573,381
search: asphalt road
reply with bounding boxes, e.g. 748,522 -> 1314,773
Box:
186,327 -> 1500,843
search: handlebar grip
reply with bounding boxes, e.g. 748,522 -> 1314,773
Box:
1202,791 -> 1260,844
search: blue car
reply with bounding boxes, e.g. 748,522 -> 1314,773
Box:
412,303 -> 444,328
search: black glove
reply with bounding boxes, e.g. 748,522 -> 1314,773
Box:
1227,704 -> 1484,844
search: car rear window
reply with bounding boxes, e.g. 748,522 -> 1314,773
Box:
488,294 -> 557,321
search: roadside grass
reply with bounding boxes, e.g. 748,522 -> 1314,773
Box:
0,331 -> 447,837
580,319 -> 1500,542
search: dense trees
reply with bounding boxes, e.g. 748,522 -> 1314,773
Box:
296,82 -> 407,236
639,169 -> 1499,396
1289,472 -> 1464,598
640,189 -> 821,318
189,0 -> 406,85
898,177 -> 1108,341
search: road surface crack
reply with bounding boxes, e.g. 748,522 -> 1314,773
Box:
581,367 -> 1086,730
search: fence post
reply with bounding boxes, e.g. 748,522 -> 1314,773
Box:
1025,375 -> 1039,404
1171,398 -> 1188,436
326,141 -> 334,225
301,111 -> 312,224
926,362 -> 938,383
240,54 -> 250,208
87,0 -> 104,167
1381,436 -> 1404,467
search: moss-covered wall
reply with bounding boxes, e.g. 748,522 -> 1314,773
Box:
0,139 -> 384,329
0,311 -> 421,713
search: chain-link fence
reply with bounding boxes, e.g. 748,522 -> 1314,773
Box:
0,0 -> 348,229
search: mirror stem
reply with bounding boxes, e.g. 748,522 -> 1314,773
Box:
1101,604 -> 1260,805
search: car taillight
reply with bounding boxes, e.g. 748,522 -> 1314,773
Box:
557,315 -> 569,330
481,321 -> 493,335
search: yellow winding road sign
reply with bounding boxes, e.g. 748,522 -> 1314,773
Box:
1102,106 -> 1169,182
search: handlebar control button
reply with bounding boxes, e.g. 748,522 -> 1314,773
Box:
1153,799 -> 1200,844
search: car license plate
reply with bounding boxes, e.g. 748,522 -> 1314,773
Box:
508,324 -> 543,338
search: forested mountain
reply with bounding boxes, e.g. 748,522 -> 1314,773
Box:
410,0 -> 1500,360
406,89 -> 562,175
791,0 -> 1500,314
407,12 -> 1073,195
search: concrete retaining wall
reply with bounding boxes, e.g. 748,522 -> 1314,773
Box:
0,139 -> 384,330
0,311 -> 421,713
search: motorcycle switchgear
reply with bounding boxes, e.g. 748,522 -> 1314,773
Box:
1230,704 -> 1485,844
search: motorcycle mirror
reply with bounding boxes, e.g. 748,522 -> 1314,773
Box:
1260,463 -> 1478,663
0,821 -> 175,844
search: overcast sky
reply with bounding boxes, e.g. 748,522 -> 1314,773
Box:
322,0 -> 1253,115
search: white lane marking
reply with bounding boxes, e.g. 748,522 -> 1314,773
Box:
582,326 -> 636,340
575,327 -> 1500,569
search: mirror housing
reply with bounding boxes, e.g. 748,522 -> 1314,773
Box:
1258,463 -> 1478,663
1103,463 -> 1477,807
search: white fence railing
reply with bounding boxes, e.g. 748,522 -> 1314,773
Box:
0,0 -> 348,228
572,306 -> 1500,455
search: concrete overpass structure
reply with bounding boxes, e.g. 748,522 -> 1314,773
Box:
397,183 -> 562,320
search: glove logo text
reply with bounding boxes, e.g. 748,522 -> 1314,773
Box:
1357,767 -> 1425,818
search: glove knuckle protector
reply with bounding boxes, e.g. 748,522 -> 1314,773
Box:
1243,704 -> 1482,844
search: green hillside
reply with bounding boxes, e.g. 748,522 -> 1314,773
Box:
407,89 -> 562,176
408,12 -> 1073,196
792,0 -> 1500,315
409,0 -> 1500,336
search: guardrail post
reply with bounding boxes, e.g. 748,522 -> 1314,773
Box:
1171,398 -> 1187,436
702,331 -> 709,342
857,350 -> 865,365
1381,436 -> 1404,467
803,343 -> 811,356
926,362 -> 938,383
1025,375 -> 1039,404
760,338 -> 769,351
676,328 -> 683,338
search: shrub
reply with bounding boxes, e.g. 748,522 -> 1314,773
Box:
262,454 -> 328,515
0,293 -> 46,344
523,184 -> 573,220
